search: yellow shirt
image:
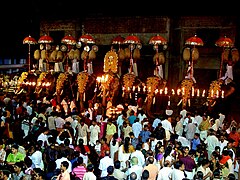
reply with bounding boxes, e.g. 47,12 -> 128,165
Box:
106,123 -> 117,135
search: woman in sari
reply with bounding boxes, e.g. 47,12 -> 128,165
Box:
118,136 -> 135,170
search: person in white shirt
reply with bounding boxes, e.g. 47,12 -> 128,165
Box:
157,160 -> 173,180
193,111 -> 202,134
37,127 -> 50,148
171,160 -> 186,180
218,134 -> 228,155
28,145 -> 44,170
88,120 -> 100,146
195,159 -> 213,180
125,156 -> 143,180
83,164 -> 96,180
161,116 -> 174,141
61,97 -> 69,115
132,118 -> 142,139
55,150 -> 72,173
152,116 -> 161,130
55,112 -> 65,132
116,111 -> 127,138
180,108 -> 187,119
76,120 -> 89,145
137,109 -> 147,125
174,115 -> 183,136
47,111 -> 56,130
113,160 -> 127,180
98,150 -> 114,178
204,129 -> 220,160
129,144 -> 145,167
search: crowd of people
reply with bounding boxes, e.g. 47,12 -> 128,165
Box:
0,92 -> 240,180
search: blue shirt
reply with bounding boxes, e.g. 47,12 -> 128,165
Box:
191,137 -> 201,150
128,115 -> 136,125
139,130 -> 151,143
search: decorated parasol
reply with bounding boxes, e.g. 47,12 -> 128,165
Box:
215,36 -> 234,79
61,34 -> 77,73
38,34 -> 54,72
184,34 -> 204,82
215,36 -> 233,48
112,35 -> 125,45
79,34 -> 97,73
123,35 -> 140,44
61,34 -> 77,46
149,34 -> 167,45
185,34 -> 204,46
79,34 -> 95,44
23,35 -> 37,72
149,34 -> 168,78
123,35 -> 141,76
38,34 -> 54,44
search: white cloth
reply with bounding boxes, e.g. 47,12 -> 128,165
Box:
125,164 -> 143,180
132,122 -> 142,138
47,116 -> 56,130
83,172 -> 96,180
118,145 -> 131,170
171,168 -> 185,180
180,109 -> 187,118
87,62 -> 93,74
72,59 -> 79,73
116,114 -> 124,137
130,150 -> 145,167
110,139 -> 119,159
196,165 -> 212,180
55,157 -> 72,173
29,150 -> 44,170
152,118 -> 161,130
98,156 -> 114,177
37,133 -> 49,148
157,166 -> 173,180
154,65 -> 164,78
175,121 -> 183,136
55,117 -> 65,129
204,135 -> 220,160
89,124 -> 100,146
161,119 -> 174,133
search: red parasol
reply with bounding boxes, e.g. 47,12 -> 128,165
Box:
112,35 -> 125,44
23,35 -> 37,72
61,34 -> 77,45
185,34 -> 204,46
123,35 -> 140,44
23,35 -> 37,45
149,34 -> 167,45
215,36 -> 233,48
215,36 -> 234,78
38,34 -> 54,44
79,34 -> 95,44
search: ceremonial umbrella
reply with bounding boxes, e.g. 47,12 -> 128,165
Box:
215,35 -> 234,78
23,35 -> 37,72
184,34 -> 204,80
61,34 -> 77,45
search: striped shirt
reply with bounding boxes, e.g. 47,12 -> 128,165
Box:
72,165 -> 87,180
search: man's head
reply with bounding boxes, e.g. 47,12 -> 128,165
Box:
107,165 -> 114,175
129,172 -> 137,180
130,156 -> 138,166
105,150 -> 110,157
60,161 -> 69,171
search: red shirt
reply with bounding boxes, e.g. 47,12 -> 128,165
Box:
228,132 -> 240,147
100,143 -> 110,158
